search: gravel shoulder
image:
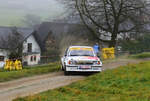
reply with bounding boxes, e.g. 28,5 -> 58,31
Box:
0,58 -> 149,101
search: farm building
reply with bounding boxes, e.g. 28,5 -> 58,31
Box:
0,27 -> 41,67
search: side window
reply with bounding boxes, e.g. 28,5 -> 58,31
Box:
64,48 -> 68,56
30,56 -> 33,62
28,43 -> 32,52
34,56 -> 36,61
0,56 -> 4,61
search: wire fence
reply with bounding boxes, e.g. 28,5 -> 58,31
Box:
39,56 -> 60,64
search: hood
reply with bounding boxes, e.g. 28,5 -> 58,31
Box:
68,56 -> 100,62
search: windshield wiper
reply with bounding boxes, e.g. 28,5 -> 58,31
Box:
70,55 -> 78,56
80,55 -> 93,56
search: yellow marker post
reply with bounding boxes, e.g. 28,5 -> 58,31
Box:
15,60 -> 22,70
102,47 -> 115,59
4,60 -> 9,70
14,60 -> 18,70
4,59 -> 22,71
18,60 -> 23,70
9,61 -> 14,71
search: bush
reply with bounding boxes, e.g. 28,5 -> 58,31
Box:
121,34 -> 150,54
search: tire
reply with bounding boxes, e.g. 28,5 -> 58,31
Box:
64,70 -> 69,75
61,65 -> 64,71
64,65 -> 70,75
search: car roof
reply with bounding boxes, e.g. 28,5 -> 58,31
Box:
69,46 -> 93,49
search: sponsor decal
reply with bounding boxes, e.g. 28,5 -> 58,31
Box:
70,48 -> 93,51
83,56 -> 99,60
79,65 -> 91,69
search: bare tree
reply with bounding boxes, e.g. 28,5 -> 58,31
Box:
59,0 -> 150,47
0,27 -> 24,59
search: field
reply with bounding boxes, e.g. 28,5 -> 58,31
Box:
129,52 -> 150,59
14,61 -> 150,101
0,62 -> 61,82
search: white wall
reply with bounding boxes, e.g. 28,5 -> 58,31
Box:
28,54 -> 40,65
23,35 -> 41,53
22,53 -> 41,66
22,35 -> 41,66
0,49 -> 9,68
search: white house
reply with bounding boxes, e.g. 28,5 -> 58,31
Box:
0,27 -> 41,68
22,34 -> 41,66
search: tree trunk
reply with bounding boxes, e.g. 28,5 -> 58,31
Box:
109,40 -> 116,47
109,32 -> 117,47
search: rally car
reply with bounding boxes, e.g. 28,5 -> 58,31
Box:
61,46 -> 102,75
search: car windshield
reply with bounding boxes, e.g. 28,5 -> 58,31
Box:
69,48 -> 95,56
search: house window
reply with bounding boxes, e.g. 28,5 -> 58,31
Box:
30,56 -> 33,62
0,56 -> 4,61
28,43 -> 32,52
34,56 -> 36,61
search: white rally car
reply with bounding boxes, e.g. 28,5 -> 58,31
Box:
61,46 -> 102,75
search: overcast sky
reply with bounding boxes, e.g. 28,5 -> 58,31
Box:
0,0 -> 66,26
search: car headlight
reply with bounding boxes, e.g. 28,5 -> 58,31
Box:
68,60 -> 75,65
93,61 -> 101,65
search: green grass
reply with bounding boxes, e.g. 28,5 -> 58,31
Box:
0,62 -> 61,82
14,61 -> 150,101
129,52 -> 150,59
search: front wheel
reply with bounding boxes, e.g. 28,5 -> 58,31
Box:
64,66 -> 70,75
64,70 -> 69,75
61,65 -> 64,71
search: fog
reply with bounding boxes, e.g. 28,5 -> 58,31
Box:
0,0 -> 66,26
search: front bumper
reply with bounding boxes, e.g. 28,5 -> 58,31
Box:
66,65 -> 102,72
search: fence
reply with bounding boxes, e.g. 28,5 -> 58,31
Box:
39,55 -> 60,64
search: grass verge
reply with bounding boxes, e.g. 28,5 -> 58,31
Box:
129,52 -> 150,59
14,61 -> 150,101
0,62 -> 61,82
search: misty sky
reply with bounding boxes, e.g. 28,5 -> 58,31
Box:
0,0 -> 66,26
